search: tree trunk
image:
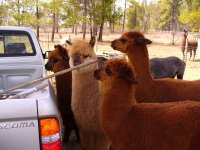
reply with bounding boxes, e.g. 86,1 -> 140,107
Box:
90,26 -> 93,39
72,25 -> 74,33
98,23 -> 104,42
51,13 -> 56,42
36,1 -> 39,39
83,23 -> 86,39
56,14 -> 59,33
112,3 -> 116,33
171,0 -> 175,45
17,0 -> 20,26
82,0 -> 87,39
75,25 -> 77,35
122,0 -> 127,33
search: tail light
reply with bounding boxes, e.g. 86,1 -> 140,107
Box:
40,118 -> 62,150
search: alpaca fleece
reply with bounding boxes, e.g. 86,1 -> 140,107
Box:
111,30 -> 200,103
94,59 -> 200,150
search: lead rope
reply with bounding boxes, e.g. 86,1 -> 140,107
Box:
0,59 -> 97,96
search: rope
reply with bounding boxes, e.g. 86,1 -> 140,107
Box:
7,82 -> 48,99
0,59 -> 97,96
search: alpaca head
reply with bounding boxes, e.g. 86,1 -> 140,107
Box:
94,59 -> 138,91
60,35 -> 71,48
183,29 -> 188,38
45,44 -> 69,72
67,37 -> 97,74
111,30 -> 152,53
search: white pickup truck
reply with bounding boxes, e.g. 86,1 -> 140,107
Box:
0,26 -> 63,150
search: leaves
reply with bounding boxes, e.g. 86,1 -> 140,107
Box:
0,0 -> 199,32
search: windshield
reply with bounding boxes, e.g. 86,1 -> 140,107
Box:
0,31 -> 36,57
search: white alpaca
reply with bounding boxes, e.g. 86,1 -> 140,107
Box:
59,33 -> 71,48
67,37 -> 110,150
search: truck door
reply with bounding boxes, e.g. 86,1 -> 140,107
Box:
0,99 -> 40,150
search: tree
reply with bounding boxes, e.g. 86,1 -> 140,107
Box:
97,0 -> 116,41
122,0 -> 127,33
0,1 -> 9,25
44,0 -> 63,41
127,0 -> 140,30
179,0 -> 200,31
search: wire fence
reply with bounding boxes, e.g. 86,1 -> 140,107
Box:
37,28 -> 200,51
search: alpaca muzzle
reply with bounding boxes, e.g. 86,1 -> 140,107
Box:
111,41 -> 116,49
73,54 -> 81,66
45,61 -> 53,71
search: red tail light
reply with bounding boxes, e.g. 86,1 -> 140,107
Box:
40,118 -> 62,150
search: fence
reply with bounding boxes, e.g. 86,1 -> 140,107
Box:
37,29 -> 200,51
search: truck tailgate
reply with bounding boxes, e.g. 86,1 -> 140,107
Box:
0,99 -> 40,150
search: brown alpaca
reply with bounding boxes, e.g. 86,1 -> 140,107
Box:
67,38 -> 110,150
45,45 -> 79,143
111,30 -> 200,103
94,59 -> 200,150
180,29 -> 198,61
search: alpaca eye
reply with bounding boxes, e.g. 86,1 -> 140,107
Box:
105,67 -> 112,76
121,39 -> 127,43
53,58 -> 59,63
83,55 -> 89,58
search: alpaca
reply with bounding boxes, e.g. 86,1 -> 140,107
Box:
67,37 -> 110,150
45,44 -> 79,143
94,59 -> 200,150
180,29 -> 198,61
150,56 -> 186,79
111,30 -> 200,103
58,33 -> 71,48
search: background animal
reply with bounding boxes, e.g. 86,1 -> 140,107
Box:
111,30 -> 200,103
45,44 -> 79,143
67,37 -> 110,150
94,59 -> 200,150
59,33 -> 71,48
150,56 -> 186,79
180,29 -> 198,61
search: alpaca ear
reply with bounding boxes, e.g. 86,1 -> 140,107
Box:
56,45 -> 69,59
56,45 -> 64,51
134,38 -> 152,45
90,36 -> 96,47
120,71 -> 139,85
54,45 -> 58,48
66,40 -> 72,45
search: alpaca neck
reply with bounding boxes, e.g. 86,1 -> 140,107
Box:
101,82 -> 135,133
127,45 -> 153,83
182,36 -> 187,46
54,62 -> 72,108
72,70 -> 101,104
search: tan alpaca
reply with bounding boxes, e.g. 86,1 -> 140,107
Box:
180,29 -> 198,61
94,59 -> 200,150
111,30 -> 200,103
67,38 -> 110,150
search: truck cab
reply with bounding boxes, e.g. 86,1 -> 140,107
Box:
0,26 -> 63,150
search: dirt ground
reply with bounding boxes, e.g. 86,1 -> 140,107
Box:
44,33 -> 200,150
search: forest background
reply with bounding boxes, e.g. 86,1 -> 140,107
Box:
0,0 -> 199,44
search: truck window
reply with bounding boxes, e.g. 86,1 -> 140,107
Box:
0,31 -> 36,57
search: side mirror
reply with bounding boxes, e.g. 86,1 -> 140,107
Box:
43,51 -> 52,59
